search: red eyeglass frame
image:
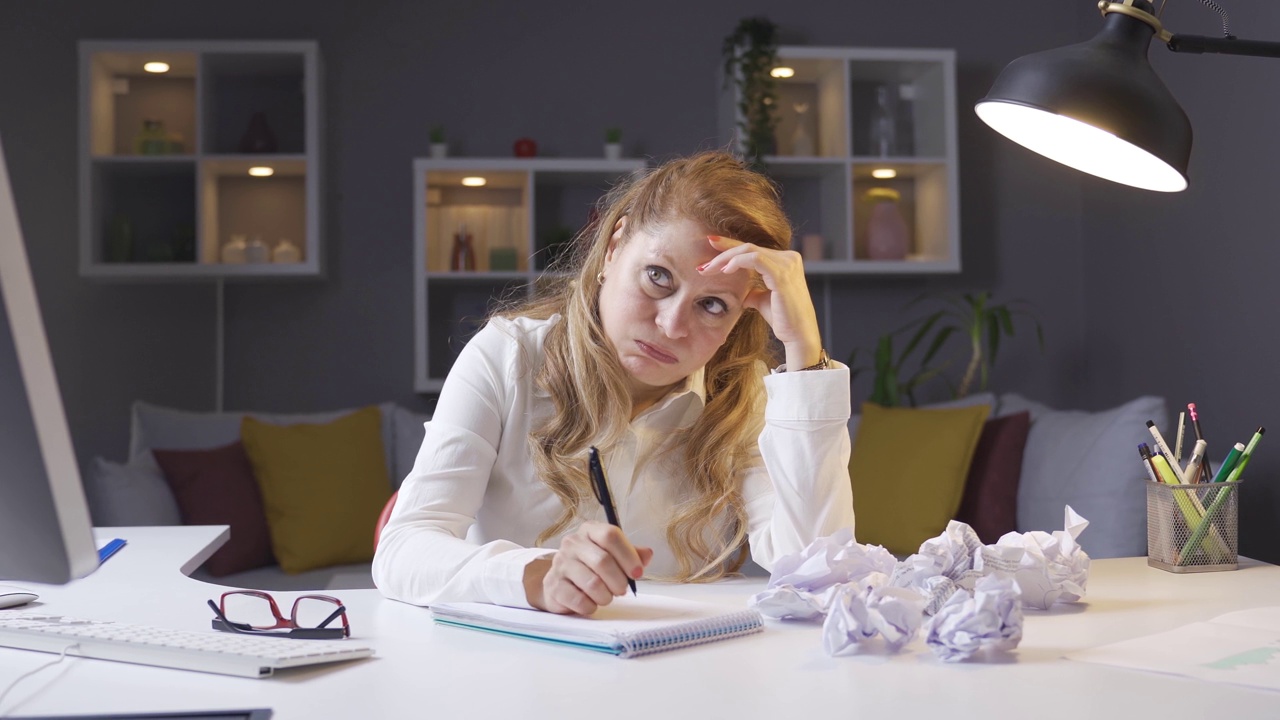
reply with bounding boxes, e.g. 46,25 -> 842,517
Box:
209,590 -> 351,639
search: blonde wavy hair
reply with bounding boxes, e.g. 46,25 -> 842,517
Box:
498,150 -> 791,582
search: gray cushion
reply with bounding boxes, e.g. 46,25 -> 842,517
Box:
86,457 -> 182,527
391,406 -> 431,490
999,393 -> 1167,559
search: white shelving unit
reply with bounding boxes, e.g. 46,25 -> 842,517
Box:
78,40 -> 322,279
413,158 -> 645,392
720,46 -> 960,274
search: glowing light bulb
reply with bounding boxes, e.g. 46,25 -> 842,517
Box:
871,168 -> 897,179
143,62 -> 170,74
461,176 -> 487,187
770,67 -> 795,79
248,166 -> 274,177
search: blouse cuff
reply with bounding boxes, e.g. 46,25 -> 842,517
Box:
483,547 -> 557,609
763,361 -> 850,422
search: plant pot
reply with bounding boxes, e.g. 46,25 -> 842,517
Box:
430,143 -> 448,159
603,142 -> 622,160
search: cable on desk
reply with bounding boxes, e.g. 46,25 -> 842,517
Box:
0,643 -> 78,717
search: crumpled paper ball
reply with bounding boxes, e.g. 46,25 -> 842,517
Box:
924,572 -> 1024,662
749,528 -> 897,620
822,575 -> 926,655
989,506 -> 1090,611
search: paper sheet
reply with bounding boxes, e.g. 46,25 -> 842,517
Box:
1067,607 -> 1280,692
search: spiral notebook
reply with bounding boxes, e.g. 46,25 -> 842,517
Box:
430,594 -> 764,658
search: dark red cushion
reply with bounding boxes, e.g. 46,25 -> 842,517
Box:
954,411 -> 1031,544
153,441 -> 275,576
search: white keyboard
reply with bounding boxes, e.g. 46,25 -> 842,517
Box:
0,612 -> 375,678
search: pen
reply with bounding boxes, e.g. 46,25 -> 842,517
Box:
1225,427 -> 1265,483
1146,421 -> 1186,483
1183,439 -> 1208,484
588,446 -> 636,595
1211,442 -> 1246,483
1187,403 -> 1216,481
1175,411 -> 1186,463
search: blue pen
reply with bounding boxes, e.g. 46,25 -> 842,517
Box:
588,446 -> 636,595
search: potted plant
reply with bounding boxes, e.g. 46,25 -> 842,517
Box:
722,17 -> 781,167
429,126 -> 448,158
850,291 -> 1044,406
604,127 -> 623,160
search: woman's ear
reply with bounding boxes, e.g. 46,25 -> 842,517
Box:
604,215 -> 628,263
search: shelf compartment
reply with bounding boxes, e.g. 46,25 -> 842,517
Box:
532,171 -> 622,271
852,161 -> 952,265
89,159 -> 197,265
771,57 -> 848,158
425,277 -> 530,379
765,159 -> 851,263
88,51 -> 197,158
202,53 -> 307,155
199,157 -> 307,267
848,59 -> 949,159
424,169 -> 530,273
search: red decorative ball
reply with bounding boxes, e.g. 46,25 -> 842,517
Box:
513,137 -> 538,157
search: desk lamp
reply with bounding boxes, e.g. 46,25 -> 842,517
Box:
974,0 -> 1280,192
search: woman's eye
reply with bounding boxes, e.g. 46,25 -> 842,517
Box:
701,298 -> 728,317
645,266 -> 672,288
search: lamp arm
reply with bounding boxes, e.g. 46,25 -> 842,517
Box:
1167,34 -> 1280,58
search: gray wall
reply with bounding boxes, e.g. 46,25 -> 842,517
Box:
2,1 -> 1272,560
1075,1 -> 1280,562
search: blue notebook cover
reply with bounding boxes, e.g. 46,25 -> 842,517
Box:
97,537 -> 126,564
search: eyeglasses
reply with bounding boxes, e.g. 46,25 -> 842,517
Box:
207,590 -> 351,640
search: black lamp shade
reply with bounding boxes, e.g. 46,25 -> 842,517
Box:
976,8 -> 1193,191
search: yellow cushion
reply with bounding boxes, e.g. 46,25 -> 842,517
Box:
241,406 -> 391,574
850,402 -> 990,555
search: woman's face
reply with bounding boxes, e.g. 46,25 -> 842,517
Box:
599,216 -> 753,405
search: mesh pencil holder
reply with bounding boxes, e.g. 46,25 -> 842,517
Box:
1146,480 -> 1242,573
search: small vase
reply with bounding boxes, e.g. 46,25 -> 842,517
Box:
221,234 -> 247,264
238,112 -> 278,154
865,188 -> 909,260
245,235 -> 270,263
430,142 -> 448,159
603,142 -> 622,160
272,238 -> 301,263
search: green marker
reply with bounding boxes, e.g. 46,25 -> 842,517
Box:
1212,443 -> 1246,483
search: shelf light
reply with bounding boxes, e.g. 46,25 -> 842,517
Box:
143,62 -> 170,74
461,176 -> 487,187
871,168 -> 898,179
770,66 -> 795,79
248,166 -> 275,177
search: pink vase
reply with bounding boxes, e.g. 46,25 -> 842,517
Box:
866,191 -> 909,261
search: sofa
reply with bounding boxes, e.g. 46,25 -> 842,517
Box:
85,393 -> 1165,591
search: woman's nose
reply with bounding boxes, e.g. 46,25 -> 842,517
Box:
655,302 -> 689,339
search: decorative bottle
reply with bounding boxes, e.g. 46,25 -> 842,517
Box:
272,238 -> 301,263
238,112 -> 278,154
868,85 -> 898,157
245,235 -> 270,263
865,188 -> 909,261
451,223 -> 476,271
221,234 -> 247,264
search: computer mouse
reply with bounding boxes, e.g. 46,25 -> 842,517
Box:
0,584 -> 39,609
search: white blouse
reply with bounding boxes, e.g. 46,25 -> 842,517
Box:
372,315 -> 854,608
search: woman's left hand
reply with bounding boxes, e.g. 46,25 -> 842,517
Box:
700,235 -> 824,370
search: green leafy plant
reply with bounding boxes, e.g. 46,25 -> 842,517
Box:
722,17 -> 780,167
429,125 -> 445,143
850,291 -> 1044,406
605,127 -> 622,143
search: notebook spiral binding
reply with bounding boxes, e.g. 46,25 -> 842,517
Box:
615,609 -> 764,658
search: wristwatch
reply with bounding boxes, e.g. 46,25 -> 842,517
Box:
796,348 -> 830,372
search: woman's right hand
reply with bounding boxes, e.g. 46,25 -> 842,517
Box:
524,521 -> 653,615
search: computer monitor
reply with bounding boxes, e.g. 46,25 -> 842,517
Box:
0,131 -> 99,584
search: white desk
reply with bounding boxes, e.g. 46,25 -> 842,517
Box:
2,526 -> 1279,719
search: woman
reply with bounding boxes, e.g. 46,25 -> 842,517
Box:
373,151 -> 854,615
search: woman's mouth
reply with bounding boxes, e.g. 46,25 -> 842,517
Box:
636,340 -> 678,364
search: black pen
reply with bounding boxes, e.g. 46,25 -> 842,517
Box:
587,446 -> 636,595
